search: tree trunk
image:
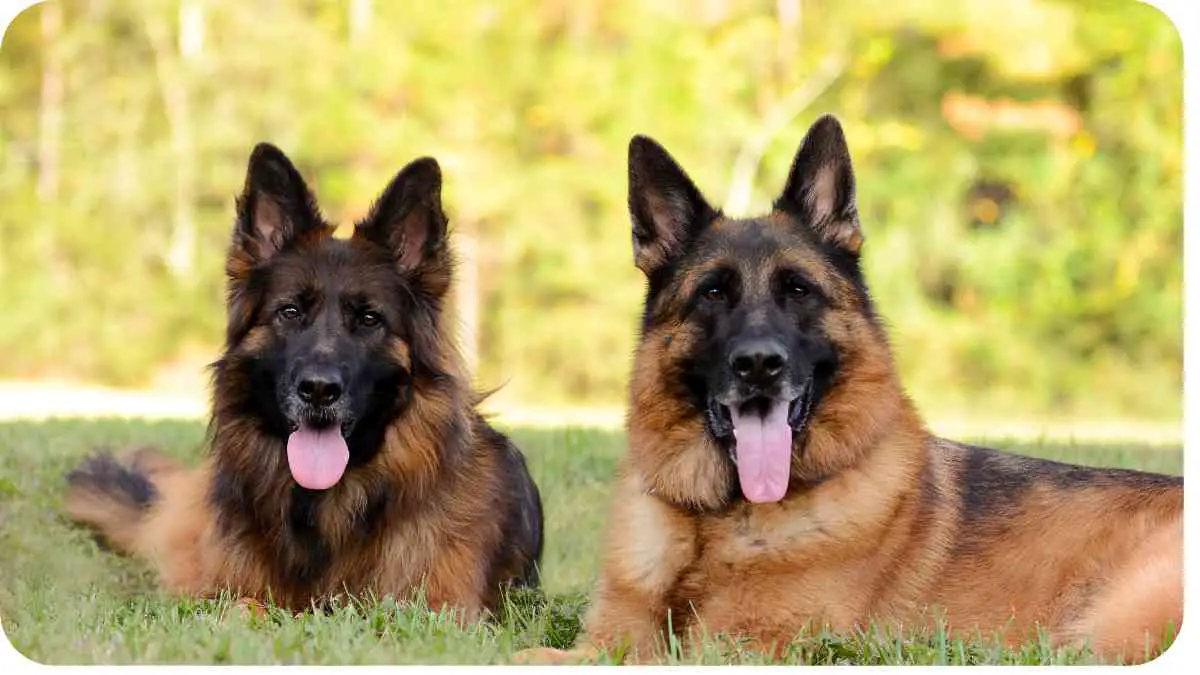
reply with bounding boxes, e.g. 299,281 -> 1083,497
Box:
37,1 -> 63,203
456,231 -> 481,377
776,0 -> 800,61
349,0 -> 372,43
179,0 -> 205,60
145,1 -> 201,278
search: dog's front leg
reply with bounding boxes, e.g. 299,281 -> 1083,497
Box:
416,542 -> 488,626
518,477 -> 699,665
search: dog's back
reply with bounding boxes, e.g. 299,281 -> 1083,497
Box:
475,415 -> 544,592
928,440 -> 1182,656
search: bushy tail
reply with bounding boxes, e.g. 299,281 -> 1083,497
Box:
64,448 -> 178,553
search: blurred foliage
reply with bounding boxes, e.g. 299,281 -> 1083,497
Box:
0,0 -> 1182,420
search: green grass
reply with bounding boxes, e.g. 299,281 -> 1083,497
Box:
0,419 -> 1183,664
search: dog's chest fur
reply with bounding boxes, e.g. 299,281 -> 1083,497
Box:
209,469 -> 441,608
665,497 -> 885,638
612,439 -> 929,645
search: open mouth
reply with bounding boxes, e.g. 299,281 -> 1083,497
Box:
284,415 -> 353,491
705,379 -> 814,504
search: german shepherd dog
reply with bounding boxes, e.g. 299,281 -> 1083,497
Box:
518,115 -> 1182,664
65,144 -> 543,619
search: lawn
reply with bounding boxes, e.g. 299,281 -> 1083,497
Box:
0,419 -> 1183,665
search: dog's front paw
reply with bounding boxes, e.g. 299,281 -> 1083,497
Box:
511,645 -> 601,665
220,596 -> 269,622
510,647 -> 571,665
220,597 -> 307,623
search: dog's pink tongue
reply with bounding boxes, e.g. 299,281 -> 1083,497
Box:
731,400 -> 792,503
286,425 -> 349,490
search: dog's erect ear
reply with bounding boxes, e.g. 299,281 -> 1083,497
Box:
628,135 -> 718,276
224,144 -> 325,346
232,143 -> 324,265
774,114 -> 862,255
355,157 -> 451,298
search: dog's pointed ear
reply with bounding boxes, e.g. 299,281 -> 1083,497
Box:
225,144 -> 324,346
774,114 -> 862,255
232,143 -> 324,265
355,157 -> 452,298
628,135 -> 718,275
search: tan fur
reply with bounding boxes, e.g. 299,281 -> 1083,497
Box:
64,485 -> 145,553
525,206 -> 1182,665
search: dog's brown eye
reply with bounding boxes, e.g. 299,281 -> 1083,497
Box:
359,311 -> 383,328
278,304 -> 301,321
702,287 -> 726,302
783,274 -> 813,300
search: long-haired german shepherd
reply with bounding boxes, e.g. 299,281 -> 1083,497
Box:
65,144 -> 543,619
519,115 -> 1182,664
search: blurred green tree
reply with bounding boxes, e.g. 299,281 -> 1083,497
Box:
0,0 -> 1182,421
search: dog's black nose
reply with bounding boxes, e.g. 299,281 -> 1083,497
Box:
297,371 -> 343,406
729,339 -> 788,386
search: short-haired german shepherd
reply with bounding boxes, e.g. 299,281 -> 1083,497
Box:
519,115 -> 1181,664
65,144 -> 543,619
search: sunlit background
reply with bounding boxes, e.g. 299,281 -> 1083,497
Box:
0,0 -> 1182,438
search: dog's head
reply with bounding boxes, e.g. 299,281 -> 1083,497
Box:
627,115 -> 899,507
215,144 -> 455,490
